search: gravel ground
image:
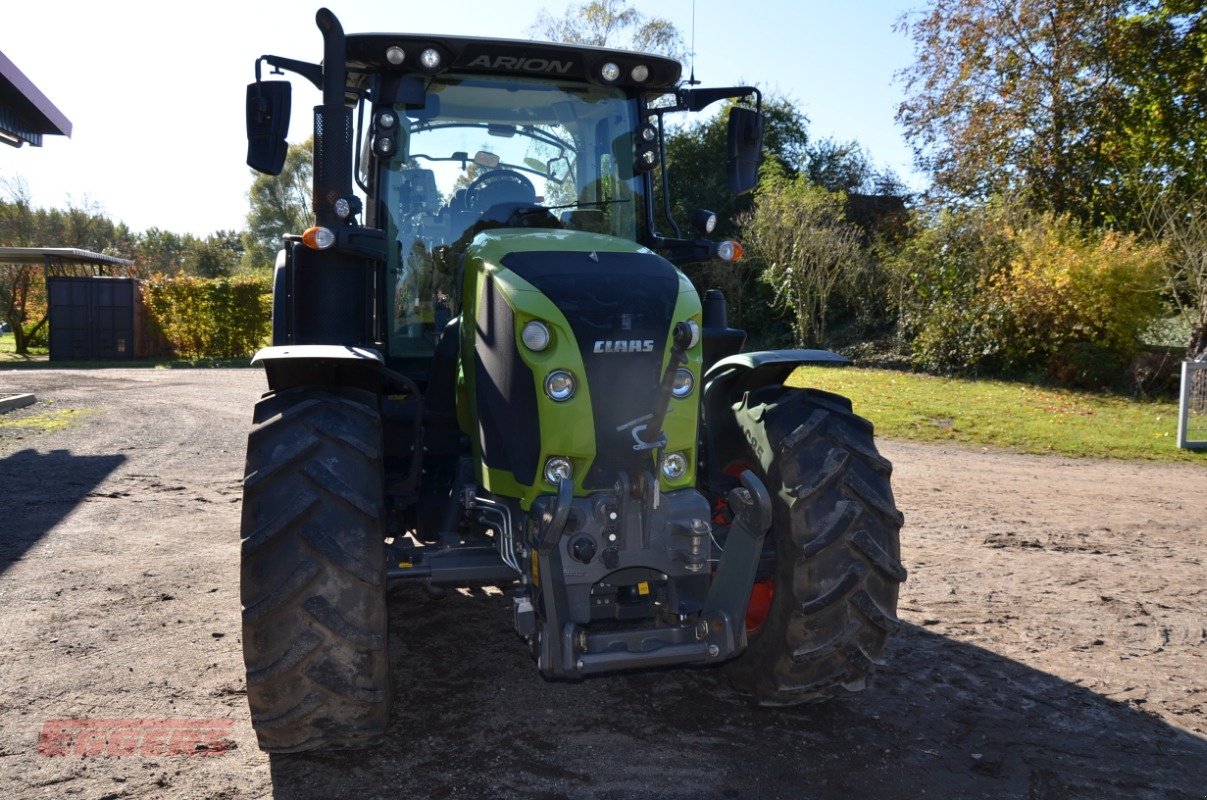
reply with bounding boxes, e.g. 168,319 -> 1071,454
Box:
1,367 -> 1204,799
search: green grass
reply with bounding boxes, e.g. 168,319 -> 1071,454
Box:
0,332 -> 49,361
790,366 -> 1203,463
0,334 -> 253,369
0,407 -> 88,432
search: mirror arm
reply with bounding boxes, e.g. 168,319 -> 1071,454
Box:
674,85 -> 762,113
655,112 -> 681,239
257,55 -> 323,90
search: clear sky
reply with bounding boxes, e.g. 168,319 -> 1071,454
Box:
0,0 -> 923,238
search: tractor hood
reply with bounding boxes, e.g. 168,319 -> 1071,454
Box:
459,230 -> 702,505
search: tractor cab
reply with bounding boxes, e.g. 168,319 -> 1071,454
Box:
246,16 -> 762,369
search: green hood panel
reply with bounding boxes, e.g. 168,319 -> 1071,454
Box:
459,230 -> 701,508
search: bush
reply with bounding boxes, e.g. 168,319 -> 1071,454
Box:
1047,341 -> 1126,390
141,273 -> 271,359
985,221 -> 1166,375
885,200 -> 1020,373
889,202 -> 1167,383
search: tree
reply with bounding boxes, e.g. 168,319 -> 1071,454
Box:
135,228 -> 188,276
898,0 -> 1207,229
1143,189 -> 1207,358
243,139 -> 313,271
663,97 -> 811,239
183,233 -> 242,278
743,163 -> 868,348
529,0 -> 685,60
897,0 -> 1133,220
1104,2 -> 1207,225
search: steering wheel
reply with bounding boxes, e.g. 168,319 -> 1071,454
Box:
464,169 -> 537,211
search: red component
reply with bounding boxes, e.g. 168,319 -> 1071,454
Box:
745,580 -> 775,635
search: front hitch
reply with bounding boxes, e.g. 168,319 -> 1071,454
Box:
702,470 -> 773,648
530,471 -> 772,678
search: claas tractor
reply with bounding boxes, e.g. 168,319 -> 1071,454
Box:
239,8 -> 905,753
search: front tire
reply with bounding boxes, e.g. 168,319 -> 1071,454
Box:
724,386 -> 906,705
239,387 -> 391,753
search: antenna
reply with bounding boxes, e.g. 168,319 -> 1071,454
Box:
687,0 -> 700,85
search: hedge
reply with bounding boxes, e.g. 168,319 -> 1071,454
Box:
141,273 -> 271,359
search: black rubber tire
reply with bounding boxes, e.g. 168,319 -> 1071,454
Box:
239,387 -> 391,753
724,386 -> 906,705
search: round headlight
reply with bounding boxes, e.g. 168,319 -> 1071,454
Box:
386,46 -> 406,65
631,64 -> 650,82
600,62 -> 621,82
334,197 -> 352,219
545,370 -> 576,401
661,452 -> 688,480
521,320 -> 551,351
544,456 -> 574,484
671,368 -> 695,398
374,136 -> 395,157
685,320 -> 701,348
376,111 -> 397,129
420,48 -> 442,70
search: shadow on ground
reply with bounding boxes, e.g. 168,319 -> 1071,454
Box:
261,589 -> 1206,800
0,448 -> 125,577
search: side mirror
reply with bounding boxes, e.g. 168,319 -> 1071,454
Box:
246,81 -> 292,175
727,107 -> 763,195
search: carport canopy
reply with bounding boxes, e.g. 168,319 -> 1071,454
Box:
0,50 -> 71,147
0,247 -> 133,275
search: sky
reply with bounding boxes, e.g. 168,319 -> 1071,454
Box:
0,0 -> 924,238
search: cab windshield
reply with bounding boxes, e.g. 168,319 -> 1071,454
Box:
383,73 -> 642,359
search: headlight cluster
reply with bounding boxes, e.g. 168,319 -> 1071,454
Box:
599,62 -> 652,84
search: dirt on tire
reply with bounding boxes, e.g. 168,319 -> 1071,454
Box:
1,367 -> 1204,799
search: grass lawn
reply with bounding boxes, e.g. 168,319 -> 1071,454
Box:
0,332 -> 48,362
0,333 -> 253,369
791,365 -> 1203,463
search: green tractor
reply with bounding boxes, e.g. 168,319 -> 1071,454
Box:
239,8 -> 905,753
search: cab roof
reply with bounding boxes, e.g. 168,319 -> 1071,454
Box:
345,33 -> 682,92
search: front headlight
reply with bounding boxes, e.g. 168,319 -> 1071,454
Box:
661,452 -> 688,480
545,370 -> 576,401
671,368 -> 695,398
544,456 -> 573,484
522,320 -> 551,351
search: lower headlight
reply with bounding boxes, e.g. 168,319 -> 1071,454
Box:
661,452 -> 688,480
545,456 -> 573,484
671,368 -> 695,398
545,369 -> 576,401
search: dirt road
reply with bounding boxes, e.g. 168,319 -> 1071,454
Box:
1,368 -> 1204,799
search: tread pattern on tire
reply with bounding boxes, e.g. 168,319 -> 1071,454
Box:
724,386 -> 906,706
240,387 -> 390,753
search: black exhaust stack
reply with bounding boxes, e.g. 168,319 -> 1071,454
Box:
313,8 -> 352,230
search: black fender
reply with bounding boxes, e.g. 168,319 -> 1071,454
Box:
700,349 -> 849,492
270,248 -> 289,346
252,344 -> 394,395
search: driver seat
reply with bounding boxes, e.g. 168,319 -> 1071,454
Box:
474,178 -> 538,224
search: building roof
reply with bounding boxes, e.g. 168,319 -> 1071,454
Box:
0,50 -> 72,148
0,247 -> 131,268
